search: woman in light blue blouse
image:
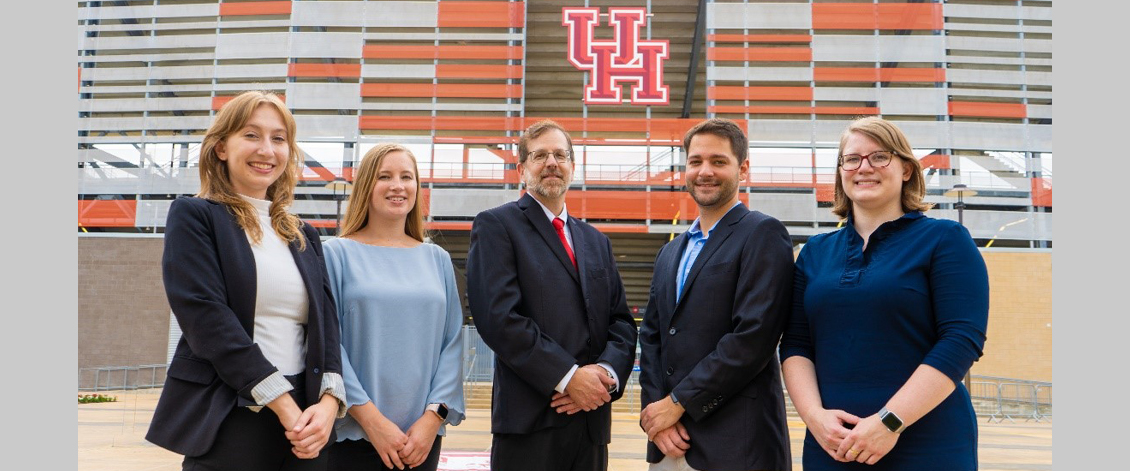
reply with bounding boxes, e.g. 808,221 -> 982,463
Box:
324,143 -> 465,471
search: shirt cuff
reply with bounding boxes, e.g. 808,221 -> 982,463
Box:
597,362 -> 619,393
669,391 -> 680,404
320,372 -> 348,418
248,371 -> 294,412
555,364 -> 580,394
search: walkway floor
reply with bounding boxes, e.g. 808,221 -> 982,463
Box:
79,389 -> 1051,471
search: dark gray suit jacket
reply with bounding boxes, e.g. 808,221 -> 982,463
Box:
146,196 -> 342,457
639,203 -> 794,470
466,193 -> 638,444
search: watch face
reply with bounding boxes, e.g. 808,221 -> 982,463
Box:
437,404 -> 449,420
881,411 -> 903,431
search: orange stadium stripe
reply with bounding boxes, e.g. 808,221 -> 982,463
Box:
361,83 -> 521,99
707,34 -> 812,43
78,200 -> 136,227
427,221 -> 474,231
436,64 -> 524,79
948,102 -> 1027,119
708,86 -> 813,101
363,45 -> 523,60
812,4 -> 942,30
918,154 -> 951,170
1031,178 -> 1052,207
288,63 -> 361,78
814,68 -> 945,83
709,105 -> 879,115
219,1 -> 292,17
437,1 -> 525,28
360,117 -> 746,141
707,47 -> 812,62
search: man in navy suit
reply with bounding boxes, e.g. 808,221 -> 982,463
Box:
466,120 -> 638,471
638,118 -> 794,471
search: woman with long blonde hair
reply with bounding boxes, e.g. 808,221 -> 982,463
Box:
324,144 -> 465,471
147,90 -> 346,471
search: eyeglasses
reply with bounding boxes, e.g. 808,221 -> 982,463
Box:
527,150 -> 573,164
839,151 -> 896,171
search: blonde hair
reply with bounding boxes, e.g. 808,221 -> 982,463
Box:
197,90 -> 306,250
339,143 -> 427,242
832,116 -> 932,219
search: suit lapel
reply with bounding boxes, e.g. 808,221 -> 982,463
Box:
661,234 -> 689,320
215,203 -> 258,335
518,194 -> 580,283
569,217 -> 590,299
672,203 -> 749,316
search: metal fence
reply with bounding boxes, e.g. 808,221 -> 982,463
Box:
78,330 -> 1051,424
969,375 -> 1052,423
78,364 -> 167,392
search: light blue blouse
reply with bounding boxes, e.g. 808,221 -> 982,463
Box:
323,238 -> 466,441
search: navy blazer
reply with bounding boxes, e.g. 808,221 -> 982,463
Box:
639,203 -> 794,470
466,193 -> 638,444
146,196 -> 343,457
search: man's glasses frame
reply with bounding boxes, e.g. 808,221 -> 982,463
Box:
527,150 -> 573,164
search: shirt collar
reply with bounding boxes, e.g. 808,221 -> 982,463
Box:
532,196 -> 569,224
687,200 -> 741,237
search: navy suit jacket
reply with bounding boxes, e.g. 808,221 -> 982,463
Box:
639,203 -> 794,470
466,193 -> 638,444
146,196 -> 342,457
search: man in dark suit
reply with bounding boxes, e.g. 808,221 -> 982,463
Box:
638,118 -> 794,471
466,120 -> 639,471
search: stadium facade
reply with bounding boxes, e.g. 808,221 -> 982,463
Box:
77,0 -> 1052,383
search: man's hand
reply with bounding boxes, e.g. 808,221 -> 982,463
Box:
550,392 -> 583,415
651,422 -> 691,458
564,365 -> 613,411
640,395 -> 685,440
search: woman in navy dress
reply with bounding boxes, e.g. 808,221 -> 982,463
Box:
779,116 -> 989,470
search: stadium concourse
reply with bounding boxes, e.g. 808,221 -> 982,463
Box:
79,389 -> 1051,471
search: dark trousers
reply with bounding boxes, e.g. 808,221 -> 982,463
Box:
327,436 -> 443,471
490,416 -> 607,471
183,374 -> 331,471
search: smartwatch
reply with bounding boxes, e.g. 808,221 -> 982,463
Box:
878,407 -> 905,433
427,403 -> 449,423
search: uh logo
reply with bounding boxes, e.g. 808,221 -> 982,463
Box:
562,7 -> 670,106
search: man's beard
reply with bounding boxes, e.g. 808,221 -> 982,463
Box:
525,168 -> 570,199
689,177 -> 738,208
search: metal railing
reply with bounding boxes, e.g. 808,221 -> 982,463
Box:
79,335 -> 1050,425
969,375 -> 1052,423
78,364 -> 167,392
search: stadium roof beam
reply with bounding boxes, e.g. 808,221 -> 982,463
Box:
682,0 -> 707,119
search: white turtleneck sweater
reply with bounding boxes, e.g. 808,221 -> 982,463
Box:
240,194 -> 308,376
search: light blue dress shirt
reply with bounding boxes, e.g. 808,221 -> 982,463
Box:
323,239 -> 466,440
675,201 -> 741,303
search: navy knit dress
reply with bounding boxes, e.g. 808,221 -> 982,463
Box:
780,212 -> 989,471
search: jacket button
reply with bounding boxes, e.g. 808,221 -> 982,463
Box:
668,328 -> 677,335
313,368 -> 320,374
702,406 -> 709,412
666,367 -> 674,376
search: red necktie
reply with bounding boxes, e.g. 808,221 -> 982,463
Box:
552,217 -> 577,268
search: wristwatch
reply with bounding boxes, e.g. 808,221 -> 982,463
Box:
603,367 -> 616,393
878,407 -> 905,433
427,403 -> 449,423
